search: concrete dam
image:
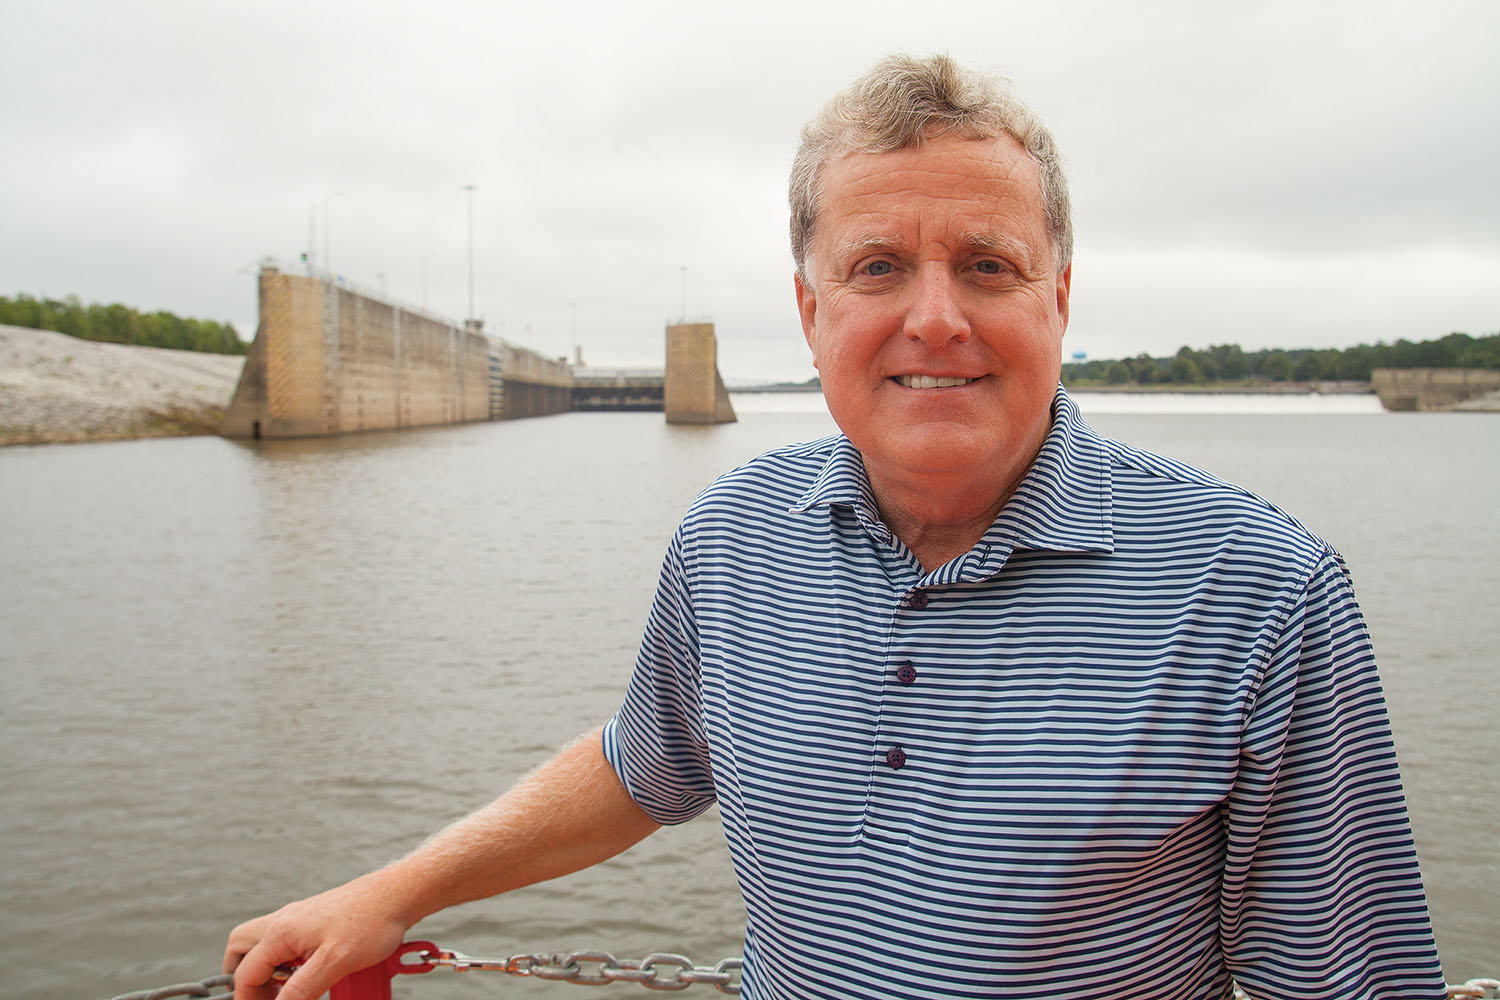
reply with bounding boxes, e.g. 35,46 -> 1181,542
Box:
222,267 -> 734,439
1371,367 -> 1500,412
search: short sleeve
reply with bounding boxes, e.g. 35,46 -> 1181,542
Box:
602,527 -> 717,825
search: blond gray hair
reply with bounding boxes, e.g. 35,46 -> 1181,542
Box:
789,54 -> 1073,281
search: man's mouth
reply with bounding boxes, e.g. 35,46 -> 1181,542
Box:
893,375 -> 977,389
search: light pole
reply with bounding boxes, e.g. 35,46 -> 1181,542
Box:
463,184 -> 476,321
305,205 -> 317,274
322,190 -> 344,278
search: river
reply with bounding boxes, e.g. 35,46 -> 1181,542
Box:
1,392 -> 1494,998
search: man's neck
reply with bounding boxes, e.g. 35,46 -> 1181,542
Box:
868,470 -> 1014,574
856,410 -> 1054,574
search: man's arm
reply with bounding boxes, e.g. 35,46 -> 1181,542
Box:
1219,551 -> 1446,998
223,725 -> 661,1000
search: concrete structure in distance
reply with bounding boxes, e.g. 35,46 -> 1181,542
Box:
1372,368 -> 1500,412
222,267 -> 494,439
664,322 -> 737,424
223,267 -> 737,439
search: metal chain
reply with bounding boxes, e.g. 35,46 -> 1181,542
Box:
101,958 -> 1498,1000
102,973 -> 234,1000
1235,980 -> 1500,1000
424,947 -> 743,993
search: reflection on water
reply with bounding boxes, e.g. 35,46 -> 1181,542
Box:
0,398 -> 1494,998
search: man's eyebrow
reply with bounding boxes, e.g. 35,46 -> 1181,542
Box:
827,231 -> 1048,278
961,231 -> 1041,269
831,234 -> 900,260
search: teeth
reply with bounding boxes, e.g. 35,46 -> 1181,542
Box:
896,375 -> 975,389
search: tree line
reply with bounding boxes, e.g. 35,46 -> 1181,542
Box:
0,293 -> 247,356
1062,331 -> 1500,386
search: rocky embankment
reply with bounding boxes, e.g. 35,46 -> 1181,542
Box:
0,325 -> 245,446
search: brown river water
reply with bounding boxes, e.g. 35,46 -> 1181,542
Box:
1,393 -> 1493,998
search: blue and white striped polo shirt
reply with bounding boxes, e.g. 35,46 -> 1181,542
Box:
603,388 -> 1445,1000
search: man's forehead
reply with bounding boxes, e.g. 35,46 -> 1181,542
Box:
819,133 -> 1035,191
822,137 -> 1043,211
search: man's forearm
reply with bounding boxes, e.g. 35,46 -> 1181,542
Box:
382,725 -> 661,924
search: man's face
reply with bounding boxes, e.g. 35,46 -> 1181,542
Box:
795,134 -> 1071,499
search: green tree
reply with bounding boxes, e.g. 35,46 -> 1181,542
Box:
1168,355 -> 1204,384
1131,354 -> 1159,384
1260,350 -> 1293,381
1293,353 -> 1325,381
2,292 -> 245,354
1210,344 -> 1248,380
1458,335 -> 1500,368
1335,345 -> 1374,380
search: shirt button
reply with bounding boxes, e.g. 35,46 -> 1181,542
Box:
886,745 -> 907,769
896,663 -> 917,686
907,590 -> 928,610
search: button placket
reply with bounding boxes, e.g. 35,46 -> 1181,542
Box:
865,587 -> 927,844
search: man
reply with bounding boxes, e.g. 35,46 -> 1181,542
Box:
226,55 -> 1446,999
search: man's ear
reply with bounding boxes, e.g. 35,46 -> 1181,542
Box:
795,272 -> 818,363
1056,263 -> 1072,335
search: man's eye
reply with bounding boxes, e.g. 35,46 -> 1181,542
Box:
865,260 -> 894,276
975,259 -> 1004,275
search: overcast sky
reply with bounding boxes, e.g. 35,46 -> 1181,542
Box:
3,1 -> 1496,383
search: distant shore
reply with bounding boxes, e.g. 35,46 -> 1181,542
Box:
19,325 -> 1496,448
735,379 -> 1376,395
2,326 -> 1389,448
1068,379 -> 1375,395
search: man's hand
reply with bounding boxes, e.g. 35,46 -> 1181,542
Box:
222,873 -> 412,1000
220,727 -> 660,999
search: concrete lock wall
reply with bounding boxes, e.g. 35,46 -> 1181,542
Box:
223,270 -> 736,437
223,268 -> 490,439
491,342 -> 572,420
664,322 -> 736,424
1371,368 -> 1500,412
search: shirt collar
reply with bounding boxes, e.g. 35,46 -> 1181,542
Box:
991,385 -> 1115,555
790,386 -> 1114,573
790,434 -> 880,524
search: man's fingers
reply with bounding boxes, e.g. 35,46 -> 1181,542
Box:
259,950 -> 334,1000
230,926 -> 315,1000
222,915 -> 269,974
230,940 -> 285,1000
223,876 -> 415,1000
233,933 -> 388,1000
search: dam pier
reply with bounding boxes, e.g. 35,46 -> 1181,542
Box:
1371,368 -> 1500,412
222,266 -> 734,439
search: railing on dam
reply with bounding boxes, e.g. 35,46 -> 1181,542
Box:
572,367 -> 667,412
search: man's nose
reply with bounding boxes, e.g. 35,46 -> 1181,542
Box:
902,266 -> 970,346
